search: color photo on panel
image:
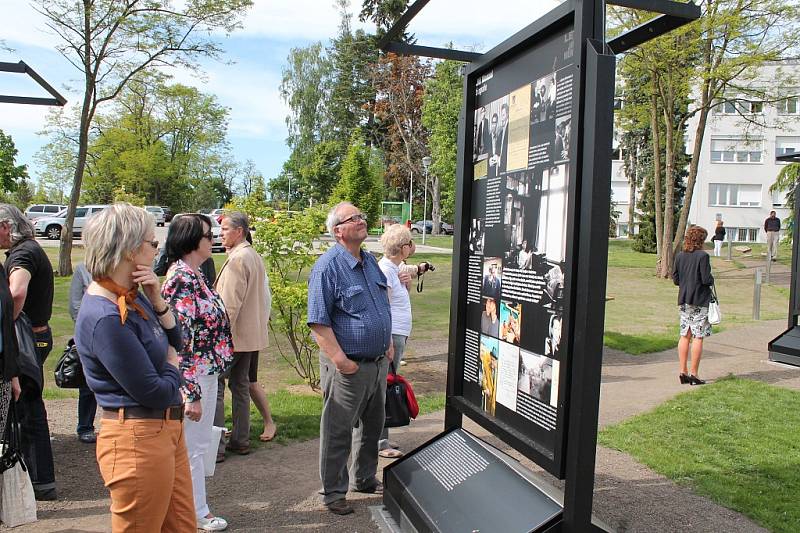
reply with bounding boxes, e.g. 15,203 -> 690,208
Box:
461,24 -> 575,470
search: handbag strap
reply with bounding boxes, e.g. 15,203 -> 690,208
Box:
389,361 -> 397,375
710,283 -> 719,303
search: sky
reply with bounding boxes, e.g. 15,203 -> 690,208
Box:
1,0 -> 562,191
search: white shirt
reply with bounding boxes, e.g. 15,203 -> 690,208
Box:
379,256 -> 412,337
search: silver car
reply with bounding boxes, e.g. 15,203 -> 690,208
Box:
34,205 -> 108,240
145,206 -> 166,227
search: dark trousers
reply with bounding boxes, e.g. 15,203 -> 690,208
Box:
18,326 -> 56,490
215,351 -> 254,452
77,383 -> 97,435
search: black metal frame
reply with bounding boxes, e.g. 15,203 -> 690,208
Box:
378,1 -> 699,531
0,61 -> 67,106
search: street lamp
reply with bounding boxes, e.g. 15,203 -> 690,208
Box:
408,168 -> 413,226
422,156 -> 431,245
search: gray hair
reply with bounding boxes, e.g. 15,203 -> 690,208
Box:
0,204 -> 34,245
380,223 -> 412,257
84,203 -> 154,279
326,202 -> 354,237
222,211 -> 249,232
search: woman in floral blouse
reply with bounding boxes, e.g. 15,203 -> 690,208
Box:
161,213 -> 233,532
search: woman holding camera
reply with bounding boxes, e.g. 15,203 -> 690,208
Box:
75,204 -> 195,532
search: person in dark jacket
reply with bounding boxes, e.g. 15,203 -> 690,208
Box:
672,226 -> 714,385
764,210 -> 781,261
0,266 -> 21,440
711,219 -> 726,257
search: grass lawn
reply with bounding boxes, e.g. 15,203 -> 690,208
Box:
599,377 -> 800,532
412,234 -> 453,249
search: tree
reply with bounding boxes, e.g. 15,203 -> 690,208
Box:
330,132 -> 383,226
422,57 -> 462,225
611,0 -> 800,277
0,129 -> 28,191
771,163 -> 800,222
229,195 -> 329,390
34,0 -> 251,276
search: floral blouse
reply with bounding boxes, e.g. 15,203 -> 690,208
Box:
161,259 -> 234,402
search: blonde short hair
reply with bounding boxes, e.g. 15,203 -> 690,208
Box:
84,203 -> 155,279
381,223 -> 412,257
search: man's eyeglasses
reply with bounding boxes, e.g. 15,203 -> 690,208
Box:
337,213 -> 367,226
401,241 -> 413,248
145,239 -> 159,249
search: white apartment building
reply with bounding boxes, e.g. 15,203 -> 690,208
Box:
611,62 -> 799,242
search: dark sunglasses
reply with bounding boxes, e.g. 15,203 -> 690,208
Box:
145,239 -> 159,249
203,230 -> 213,241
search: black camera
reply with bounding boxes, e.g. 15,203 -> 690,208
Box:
420,261 -> 436,273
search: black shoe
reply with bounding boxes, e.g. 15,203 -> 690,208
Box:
326,499 -> 354,515
34,487 -> 57,501
78,432 -> 97,444
679,373 -> 690,384
354,481 -> 383,494
688,374 -> 706,385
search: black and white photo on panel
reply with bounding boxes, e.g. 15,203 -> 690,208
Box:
469,218 -> 485,255
480,296 -> 500,339
473,105 -> 490,163
537,164 -> 568,264
553,115 -> 571,163
486,96 -> 510,178
517,349 -> 559,408
532,73 -> 556,125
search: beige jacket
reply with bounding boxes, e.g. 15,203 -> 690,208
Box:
215,241 -> 270,352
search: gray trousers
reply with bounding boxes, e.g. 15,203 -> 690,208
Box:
319,352 -> 388,504
767,230 -> 780,260
215,351 -> 254,452
380,334 -> 407,447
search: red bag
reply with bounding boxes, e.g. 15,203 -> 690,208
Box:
385,364 -> 419,427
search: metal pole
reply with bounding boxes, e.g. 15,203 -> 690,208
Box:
753,267 -> 763,320
766,250 -> 772,284
422,167 -> 428,245
409,169 -> 413,224
726,230 -> 732,261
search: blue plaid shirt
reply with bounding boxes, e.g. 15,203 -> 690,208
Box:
307,244 -> 391,360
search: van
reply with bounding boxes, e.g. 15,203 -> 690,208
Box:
25,204 -> 67,220
33,205 -> 109,240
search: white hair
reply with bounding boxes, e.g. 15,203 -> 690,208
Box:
326,202 -> 355,237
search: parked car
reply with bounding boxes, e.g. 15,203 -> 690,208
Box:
173,213 -> 224,252
160,206 -> 174,223
25,204 -> 66,220
33,205 -> 109,240
209,208 -> 226,224
145,206 -> 165,226
411,220 -> 454,235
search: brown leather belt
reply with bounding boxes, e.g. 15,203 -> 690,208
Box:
102,405 -> 184,421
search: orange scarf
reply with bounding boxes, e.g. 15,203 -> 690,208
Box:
96,278 -> 148,324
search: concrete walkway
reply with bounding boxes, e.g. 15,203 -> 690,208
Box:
18,320 -> 796,532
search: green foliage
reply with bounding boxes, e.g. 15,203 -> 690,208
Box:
600,377 -> 800,532
330,132 -> 383,227
112,185 -> 145,206
229,196 -> 329,390
422,58 -> 462,222
0,129 -> 28,191
603,330 -> 678,355
771,163 -> 800,231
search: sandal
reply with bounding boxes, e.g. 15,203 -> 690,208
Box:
379,448 -> 404,458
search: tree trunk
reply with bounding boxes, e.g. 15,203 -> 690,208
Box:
659,79 -> 676,279
431,174 -> 441,234
649,90 -> 664,267
627,144 -> 637,238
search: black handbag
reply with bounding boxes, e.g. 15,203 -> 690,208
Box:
1,401 -> 26,474
54,338 -> 86,389
384,362 -> 411,428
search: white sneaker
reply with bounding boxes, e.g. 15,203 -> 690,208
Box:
197,515 -> 228,531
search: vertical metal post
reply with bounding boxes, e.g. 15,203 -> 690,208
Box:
753,268 -> 763,320
409,169 -> 413,223
726,231 -> 733,261
766,252 -> 772,284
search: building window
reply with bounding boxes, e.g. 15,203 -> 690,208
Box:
618,223 -> 629,237
732,227 -> 759,242
772,189 -> 788,207
709,183 -> 761,207
710,137 -> 762,164
776,136 -> 800,162
777,96 -> 799,115
714,100 -> 763,115
611,182 -> 629,204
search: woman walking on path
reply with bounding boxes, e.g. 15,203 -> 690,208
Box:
711,219 -> 726,257
377,224 -> 415,458
162,214 -> 234,532
75,203 -> 195,532
672,226 -> 714,386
